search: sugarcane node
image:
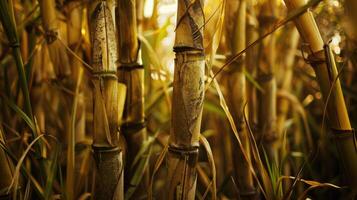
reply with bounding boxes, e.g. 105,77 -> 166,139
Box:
257,73 -> 273,82
8,42 -> 20,48
236,120 -> 245,132
306,49 -> 325,66
223,54 -> 246,73
330,128 -> 357,151
239,187 -> 259,197
92,71 -> 118,80
261,130 -> 278,143
168,145 -> 199,156
44,29 -> 58,44
258,15 -> 279,26
173,49 -> 205,65
121,121 -> 146,134
92,145 -> 122,164
173,46 -> 204,54
117,63 -> 143,71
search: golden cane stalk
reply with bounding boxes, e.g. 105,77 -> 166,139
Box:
246,0 -> 259,126
90,2 -> 124,199
284,0 -> 357,196
276,27 -> 299,192
116,0 -> 147,195
225,0 -> 257,199
257,0 -> 279,163
166,0 -> 205,199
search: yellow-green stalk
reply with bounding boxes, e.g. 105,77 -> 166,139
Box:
166,0 -> 205,199
90,1 -> 124,199
284,0 -> 357,196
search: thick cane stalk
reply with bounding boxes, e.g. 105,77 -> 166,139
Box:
284,0 -> 357,196
225,0 -> 257,199
90,2 -> 124,199
257,0 -> 279,163
166,0 -> 205,199
116,0 -> 147,194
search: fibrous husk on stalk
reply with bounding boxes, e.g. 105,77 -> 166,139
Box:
284,0 -> 357,197
166,0 -> 205,199
116,0 -> 147,194
224,0 -> 257,199
257,0 -> 279,163
90,2 -> 124,199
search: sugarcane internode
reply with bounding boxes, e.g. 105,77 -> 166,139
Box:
92,146 -> 123,200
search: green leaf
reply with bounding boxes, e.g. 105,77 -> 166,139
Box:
1,95 -> 36,133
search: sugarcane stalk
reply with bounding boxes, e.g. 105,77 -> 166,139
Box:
276,28 -> 299,137
90,2 -> 124,199
166,0 -> 205,199
284,0 -> 357,196
257,0 -> 279,163
225,0 -> 257,199
116,0 -> 147,194
276,27 -> 299,192
38,0 -> 71,78
246,0 -> 259,127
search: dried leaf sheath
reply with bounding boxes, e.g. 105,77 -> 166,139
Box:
167,0 -> 205,199
284,0 -> 357,196
90,2 -> 124,200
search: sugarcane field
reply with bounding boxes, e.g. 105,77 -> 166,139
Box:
1,0 -> 357,199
